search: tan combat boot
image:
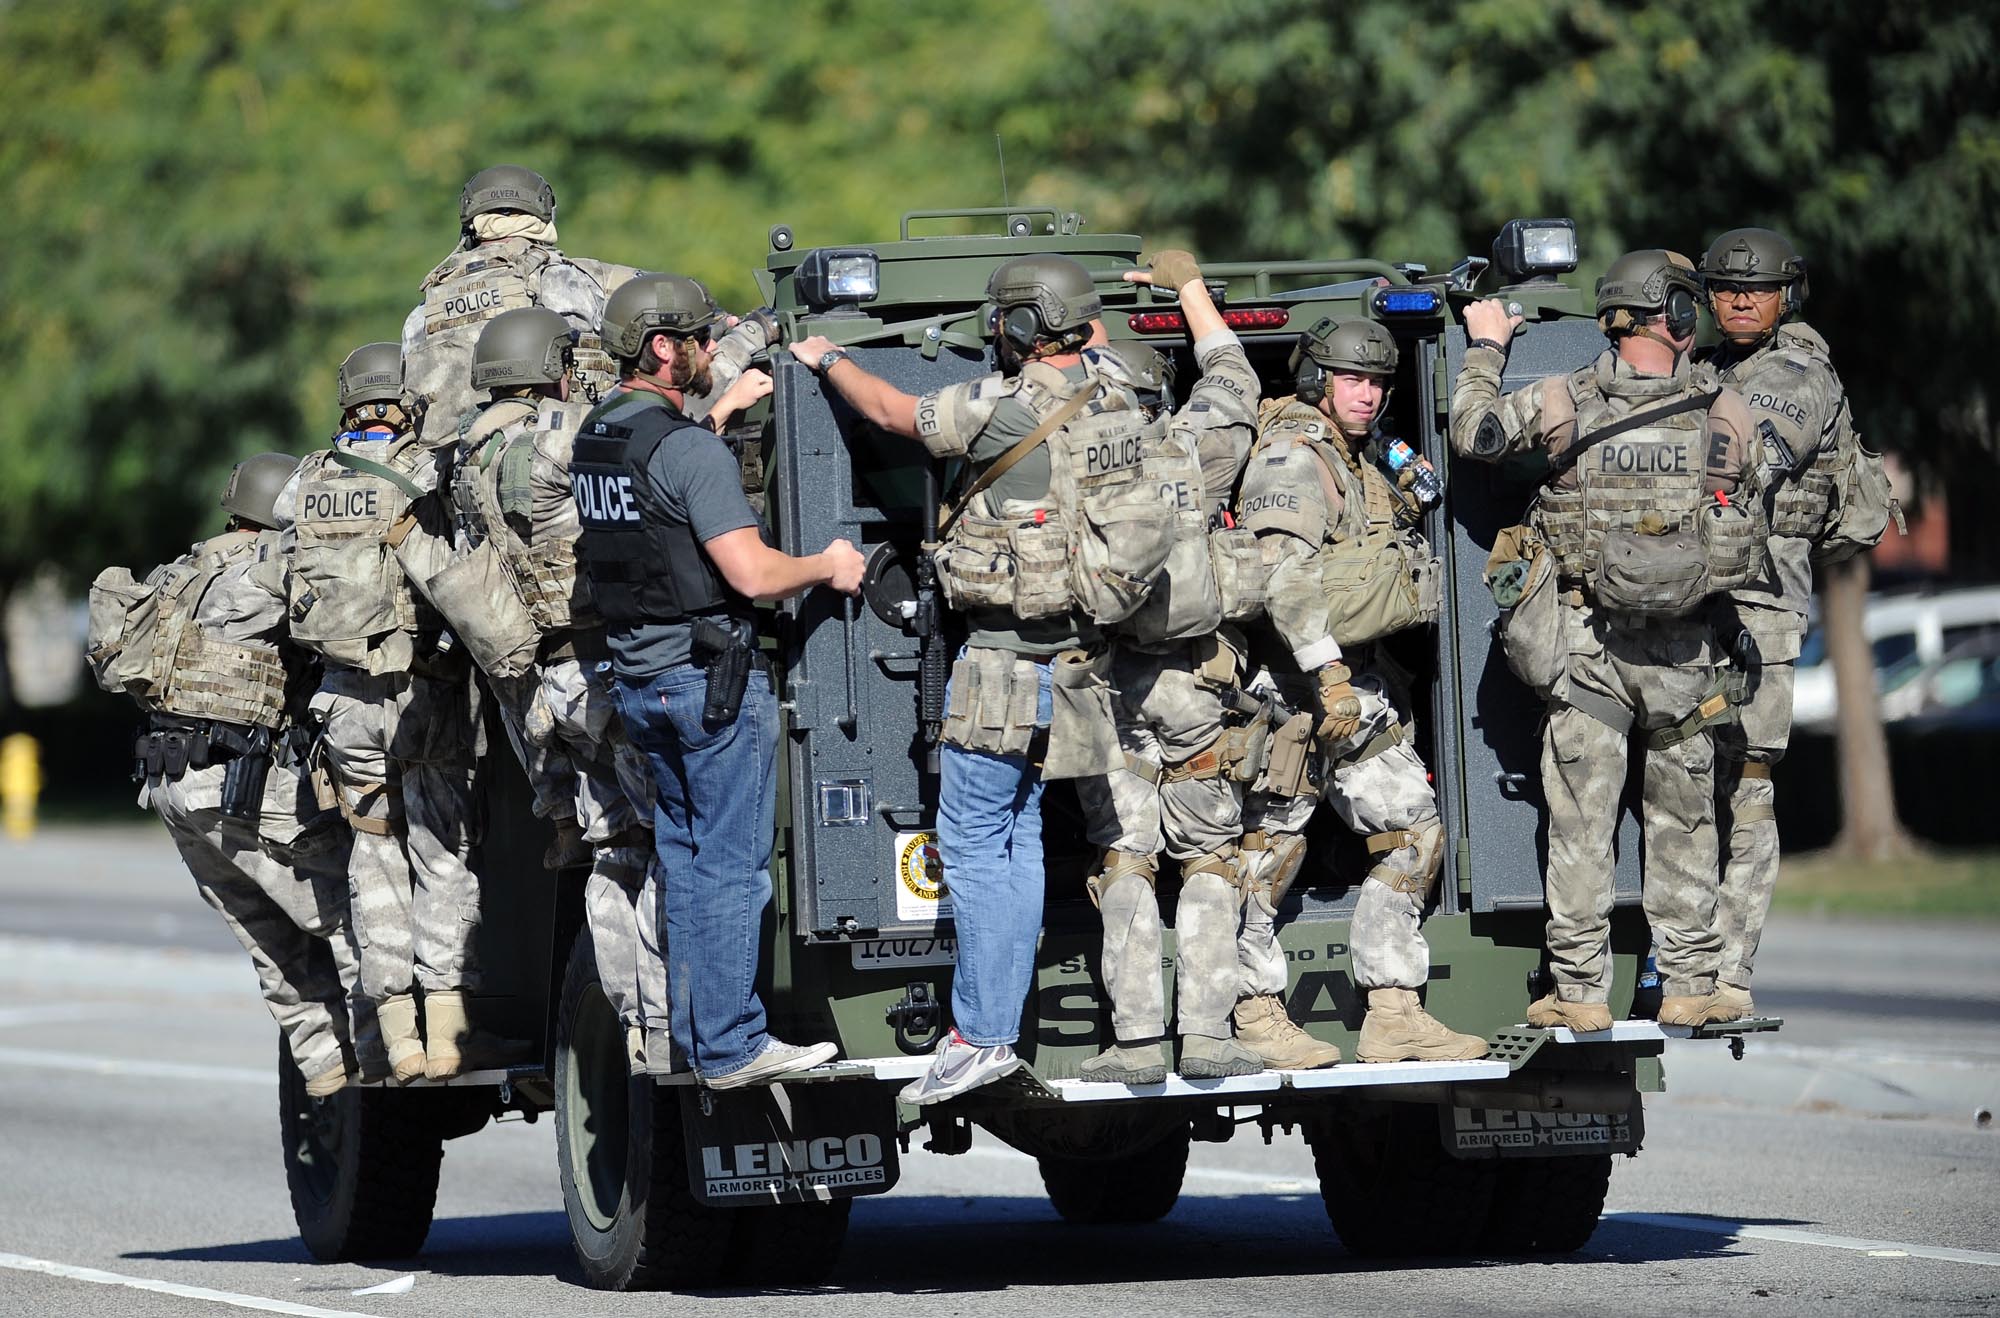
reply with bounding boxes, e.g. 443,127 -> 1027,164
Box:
303,1063 -> 352,1098
1177,1033 -> 1265,1079
1355,988 -> 1490,1062
1525,993 -> 1613,1034
1233,994 -> 1341,1069
1658,991 -> 1746,1026
1080,1040 -> 1169,1085
1711,983 -> 1756,1018
376,993 -> 428,1085
422,990 -> 469,1081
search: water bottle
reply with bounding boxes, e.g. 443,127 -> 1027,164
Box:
1629,953 -> 1662,1021
1384,439 -> 1443,505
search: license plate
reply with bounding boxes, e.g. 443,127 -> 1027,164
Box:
849,936 -> 958,969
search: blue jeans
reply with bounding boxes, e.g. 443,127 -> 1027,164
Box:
613,665 -> 776,1079
938,656 -> 1054,1047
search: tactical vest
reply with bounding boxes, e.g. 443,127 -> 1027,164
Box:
937,361 -> 1174,626
456,396 -> 593,633
287,437 -> 437,670
88,533 -> 288,728
571,391 -> 739,629
1531,366 -> 1758,612
1726,325 -> 1842,540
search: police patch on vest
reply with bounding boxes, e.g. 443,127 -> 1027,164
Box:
572,470 -> 642,524
1595,442 -> 1691,475
1242,491 -> 1301,517
299,483 -> 383,521
1746,392 -> 1808,427
1082,430 -> 1145,477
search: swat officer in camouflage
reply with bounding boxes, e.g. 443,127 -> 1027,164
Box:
576,273 -> 862,1088
408,305 -> 670,1068
89,455 -> 363,1094
1453,250 -> 1765,1030
1695,227 -> 1864,1017
285,344 -> 486,1083
402,165 -> 641,444
1236,317 -> 1489,1063
1072,249 -> 1271,1083
790,254 -> 1162,1103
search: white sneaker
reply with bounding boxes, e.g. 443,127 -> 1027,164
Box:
702,1037 -> 839,1090
897,1030 -> 1020,1105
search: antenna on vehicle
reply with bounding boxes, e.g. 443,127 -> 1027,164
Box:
996,134 -> 1010,209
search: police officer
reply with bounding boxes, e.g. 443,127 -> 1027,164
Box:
1453,250 -> 1764,1030
285,344 -> 486,1083
418,305 -> 670,1069
1236,318 -> 1489,1063
789,254 -> 1158,1104
1072,250 -> 1271,1083
402,165 -> 642,443
90,455 -> 362,1094
1695,228 -> 1854,1017
576,273 -> 863,1089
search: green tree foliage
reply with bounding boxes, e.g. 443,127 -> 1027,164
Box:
2,0 -> 1992,584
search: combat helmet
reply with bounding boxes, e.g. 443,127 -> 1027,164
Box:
1093,341 -> 1177,411
601,273 -> 723,362
1700,226 -> 1808,315
336,342 -> 404,413
474,306 -> 575,392
459,165 -> 557,227
1289,317 -> 1398,405
985,255 -> 1102,351
1595,249 -> 1703,340
220,452 -> 300,531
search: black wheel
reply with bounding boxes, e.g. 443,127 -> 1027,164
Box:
1480,1153 -> 1613,1254
1308,1104 -> 1495,1258
555,926 -> 738,1290
725,1199 -> 853,1285
1036,1122 -> 1191,1224
280,1037 -> 446,1261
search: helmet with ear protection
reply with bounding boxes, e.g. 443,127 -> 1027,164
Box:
1288,317 -> 1399,405
1595,249 -> 1703,341
983,255 -> 1102,353
1699,226 -> 1808,318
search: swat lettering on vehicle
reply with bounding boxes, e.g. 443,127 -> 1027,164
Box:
1445,1106 -> 1640,1159
300,486 -> 382,522
1031,960 -> 1361,1047
698,1135 -> 888,1198
572,471 -> 641,523
1746,392 -> 1809,427
1594,442 -> 1690,475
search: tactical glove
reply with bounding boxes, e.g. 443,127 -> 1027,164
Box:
1147,249 -> 1203,293
1315,662 -> 1364,745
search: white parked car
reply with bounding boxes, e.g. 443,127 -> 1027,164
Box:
1791,585 -> 2000,731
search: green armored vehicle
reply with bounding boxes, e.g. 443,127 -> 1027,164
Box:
277,209 -> 1779,1287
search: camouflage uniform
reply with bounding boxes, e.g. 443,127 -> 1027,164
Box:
127,531 -> 362,1085
1450,346 -> 1760,1005
1696,323 -> 1848,994
442,391 -> 666,1035
1236,399 -> 1450,1001
1075,329 -> 1261,1050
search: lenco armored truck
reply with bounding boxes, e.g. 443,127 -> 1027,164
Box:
277,208 -> 1779,1288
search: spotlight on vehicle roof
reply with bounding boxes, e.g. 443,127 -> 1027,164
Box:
796,248 -> 879,310
1491,218 -> 1579,284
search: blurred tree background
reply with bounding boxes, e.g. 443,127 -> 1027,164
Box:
3,0 -> 1994,587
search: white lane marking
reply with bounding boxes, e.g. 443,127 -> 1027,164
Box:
1605,1212 -> 2000,1268
0,1046 -> 269,1086
0,1004 -> 122,1028
958,1143 -> 1311,1189
0,1252 -> 378,1317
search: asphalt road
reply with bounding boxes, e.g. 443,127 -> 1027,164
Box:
1,824 -> 1995,1316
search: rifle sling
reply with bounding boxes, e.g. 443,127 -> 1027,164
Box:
937,379 -> 1102,538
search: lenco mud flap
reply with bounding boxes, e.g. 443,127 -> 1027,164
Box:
680,1082 -> 901,1206
1441,1097 -> 1643,1160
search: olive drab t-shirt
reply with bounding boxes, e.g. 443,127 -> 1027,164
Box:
917,362 -> 1095,656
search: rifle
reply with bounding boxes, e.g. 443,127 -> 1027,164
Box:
915,462 -> 948,775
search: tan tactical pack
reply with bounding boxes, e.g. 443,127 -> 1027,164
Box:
1294,419 -> 1441,645
287,440 -> 437,672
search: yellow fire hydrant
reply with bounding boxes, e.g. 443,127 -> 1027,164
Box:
1,733 -> 42,839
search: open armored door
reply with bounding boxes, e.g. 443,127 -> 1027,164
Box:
1438,318 -> 1645,915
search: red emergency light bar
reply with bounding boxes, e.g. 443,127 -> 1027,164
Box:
1127,308 -> 1290,334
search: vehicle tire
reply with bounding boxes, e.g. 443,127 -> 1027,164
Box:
1479,1153 -> 1613,1254
554,926 -> 738,1290
1036,1122 -> 1191,1224
280,1038 -> 446,1261
725,1199 -> 853,1285
1308,1103 -> 1495,1258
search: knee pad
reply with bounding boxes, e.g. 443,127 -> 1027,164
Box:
1240,830 -> 1309,905
1367,818 -> 1444,898
1085,848 -> 1159,908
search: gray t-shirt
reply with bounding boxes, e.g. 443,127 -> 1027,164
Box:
606,422 -> 759,678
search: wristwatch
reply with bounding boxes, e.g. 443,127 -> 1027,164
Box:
816,349 -> 849,373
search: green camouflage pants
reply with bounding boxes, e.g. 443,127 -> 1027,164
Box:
494,658 -> 665,1029
312,666 -> 481,1000
146,760 -> 359,1082
1238,670 -> 1440,997
1077,642 -> 1243,1041
1713,605 -> 1802,990
1543,601 -> 1722,1003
